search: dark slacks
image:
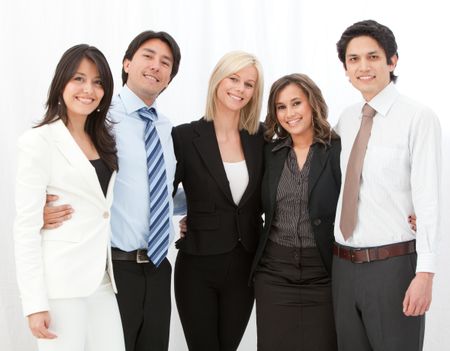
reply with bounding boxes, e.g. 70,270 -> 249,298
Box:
113,257 -> 171,351
254,240 -> 337,351
175,244 -> 254,351
332,252 -> 425,351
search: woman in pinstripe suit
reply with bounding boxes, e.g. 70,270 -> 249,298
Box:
250,74 -> 340,351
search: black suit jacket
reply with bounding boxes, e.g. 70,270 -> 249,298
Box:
172,118 -> 264,255
250,137 -> 341,277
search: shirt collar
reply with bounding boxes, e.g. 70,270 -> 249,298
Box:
271,137 -> 319,152
272,137 -> 293,152
361,82 -> 399,119
118,84 -> 160,118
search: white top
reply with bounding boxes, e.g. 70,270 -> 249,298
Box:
223,160 -> 249,205
334,83 -> 441,273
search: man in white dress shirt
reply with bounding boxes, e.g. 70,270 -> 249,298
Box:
332,20 -> 441,351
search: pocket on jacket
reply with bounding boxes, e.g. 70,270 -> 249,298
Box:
41,228 -> 81,243
188,214 -> 220,230
189,200 -> 215,213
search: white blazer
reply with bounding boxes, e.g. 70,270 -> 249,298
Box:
14,119 -> 117,317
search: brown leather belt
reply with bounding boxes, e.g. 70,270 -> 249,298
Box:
333,240 -> 416,263
111,248 -> 150,264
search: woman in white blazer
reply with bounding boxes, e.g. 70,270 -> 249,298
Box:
14,44 -> 125,351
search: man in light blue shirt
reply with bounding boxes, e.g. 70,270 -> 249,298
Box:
44,31 -> 182,351
110,83 -> 177,252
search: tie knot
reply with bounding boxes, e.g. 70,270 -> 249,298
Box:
362,103 -> 376,118
138,107 -> 157,123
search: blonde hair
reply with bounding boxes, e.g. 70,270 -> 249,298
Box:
204,51 -> 264,135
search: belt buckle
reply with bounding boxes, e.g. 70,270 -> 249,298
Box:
136,249 -> 149,264
350,248 -> 370,263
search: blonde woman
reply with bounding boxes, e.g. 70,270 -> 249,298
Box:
172,51 -> 264,350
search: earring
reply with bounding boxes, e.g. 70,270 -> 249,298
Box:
58,101 -> 61,105
96,108 -> 101,112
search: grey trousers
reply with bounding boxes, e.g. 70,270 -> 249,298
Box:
332,252 -> 425,351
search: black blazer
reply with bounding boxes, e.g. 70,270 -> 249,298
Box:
250,137 -> 341,277
172,118 -> 264,255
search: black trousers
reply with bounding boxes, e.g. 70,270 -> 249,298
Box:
254,240 -> 337,351
332,252 -> 425,351
175,244 -> 254,351
113,257 -> 172,351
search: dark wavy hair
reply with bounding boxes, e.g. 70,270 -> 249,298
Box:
264,73 -> 337,144
337,19 -> 398,83
36,44 -> 118,171
122,30 -> 181,86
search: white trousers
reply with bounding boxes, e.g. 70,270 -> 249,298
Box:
37,272 -> 125,351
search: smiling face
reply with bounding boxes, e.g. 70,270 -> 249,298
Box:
123,38 -> 173,105
275,83 -> 314,142
215,65 -> 258,114
62,57 -> 104,122
345,35 -> 397,101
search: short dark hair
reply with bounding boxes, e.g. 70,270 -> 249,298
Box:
121,30 -> 181,85
37,44 -> 118,171
337,19 -> 398,83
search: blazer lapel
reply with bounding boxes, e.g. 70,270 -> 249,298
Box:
192,120 -> 235,203
49,120 -> 106,204
308,143 -> 330,198
105,171 -> 117,207
236,130 -> 260,207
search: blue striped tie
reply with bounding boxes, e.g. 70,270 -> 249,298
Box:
138,107 -> 170,267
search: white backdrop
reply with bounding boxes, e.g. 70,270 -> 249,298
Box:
1,0 -> 449,350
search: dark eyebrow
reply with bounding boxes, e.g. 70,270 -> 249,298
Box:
142,48 -> 173,63
275,97 -> 301,105
142,48 -> 156,55
347,50 -> 379,58
73,72 -> 101,80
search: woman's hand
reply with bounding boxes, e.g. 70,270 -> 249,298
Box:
179,216 -> 187,238
27,311 -> 57,339
408,214 -> 417,232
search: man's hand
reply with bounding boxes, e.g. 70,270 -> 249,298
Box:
28,311 -> 57,339
43,194 -> 73,229
403,272 -> 434,316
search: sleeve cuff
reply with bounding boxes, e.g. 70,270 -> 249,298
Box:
22,297 -> 50,317
415,252 -> 436,274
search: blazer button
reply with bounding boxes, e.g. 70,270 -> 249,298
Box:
313,219 -> 321,226
103,212 -> 110,219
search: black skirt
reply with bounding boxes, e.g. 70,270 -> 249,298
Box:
254,240 -> 337,351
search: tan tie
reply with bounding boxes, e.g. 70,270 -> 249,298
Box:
340,103 -> 377,240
